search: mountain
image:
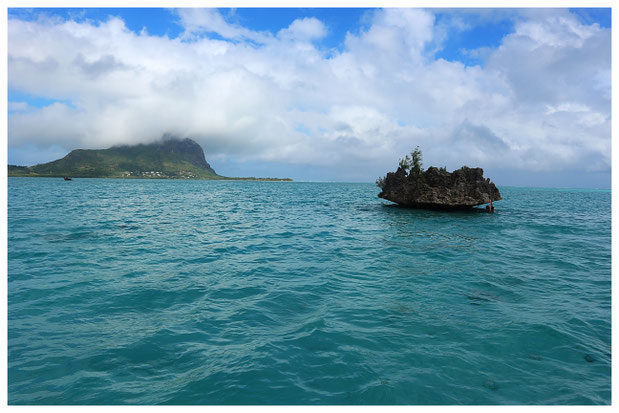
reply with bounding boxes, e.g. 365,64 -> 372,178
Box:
9,137 -> 220,179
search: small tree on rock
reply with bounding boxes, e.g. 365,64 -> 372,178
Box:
410,146 -> 423,178
398,155 -> 412,171
377,146 -> 425,188
376,175 -> 386,189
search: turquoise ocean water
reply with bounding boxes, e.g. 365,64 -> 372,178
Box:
8,178 -> 611,404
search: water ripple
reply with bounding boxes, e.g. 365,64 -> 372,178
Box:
8,179 -> 611,404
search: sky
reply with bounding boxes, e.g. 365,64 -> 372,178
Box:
6,7 -> 612,187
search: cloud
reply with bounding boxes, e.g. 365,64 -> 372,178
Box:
177,8 -> 271,43
344,9 -> 435,58
277,17 -> 327,41
7,8 -> 611,185
73,53 -> 128,79
8,101 -> 30,112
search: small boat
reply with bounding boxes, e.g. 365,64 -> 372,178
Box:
63,177 -> 72,181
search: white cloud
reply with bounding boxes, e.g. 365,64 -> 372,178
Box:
278,17 -> 327,41
514,13 -> 597,48
7,8 -> 611,185
177,8 -> 271,43
8,102 -> 30,112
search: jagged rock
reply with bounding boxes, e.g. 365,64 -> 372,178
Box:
378,166 -> 501,209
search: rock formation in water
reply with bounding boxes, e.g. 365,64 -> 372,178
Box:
377,163 -> 501,209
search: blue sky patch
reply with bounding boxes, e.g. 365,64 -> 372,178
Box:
433,13 -> 515,66
8,88 -> 75,110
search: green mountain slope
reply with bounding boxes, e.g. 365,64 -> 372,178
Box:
9,137 -> 220,179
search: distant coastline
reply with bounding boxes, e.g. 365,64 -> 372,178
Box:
7,137 -> 292,182
7,169 -> 292,182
